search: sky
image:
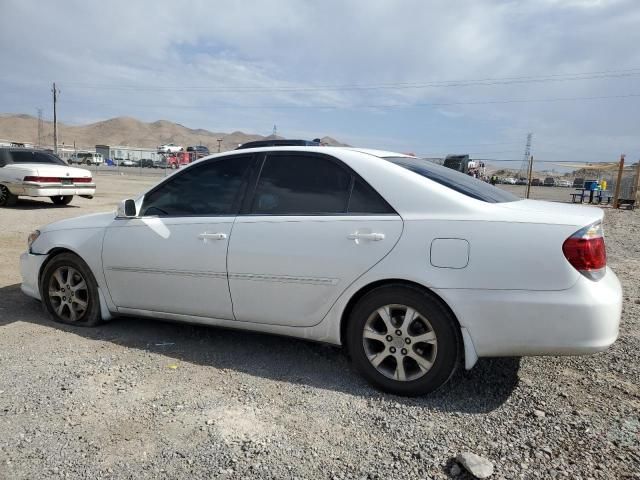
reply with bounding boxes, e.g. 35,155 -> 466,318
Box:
1,0 -> 639,166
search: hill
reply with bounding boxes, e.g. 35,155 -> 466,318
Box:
0,114 -> 349,152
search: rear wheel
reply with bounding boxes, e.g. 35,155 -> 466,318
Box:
50,195 -> 73,205
0,185 -> 18,207
346,285 -> 460,396
40,253 -> 102,327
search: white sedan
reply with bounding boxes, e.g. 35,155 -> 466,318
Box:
20,146 -> 622,395
157,143 -> 183,153
1,148 -> 95,206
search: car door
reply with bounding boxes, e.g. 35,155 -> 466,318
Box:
227,152 -> 403,327
102,154 -> 254,319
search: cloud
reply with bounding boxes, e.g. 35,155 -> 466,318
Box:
0,0 -> 638,161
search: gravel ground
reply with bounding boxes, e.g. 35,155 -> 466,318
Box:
0,174 -> 638,479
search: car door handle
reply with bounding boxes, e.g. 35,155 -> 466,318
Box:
347,232 -> 385,242
198,232 -> 227,242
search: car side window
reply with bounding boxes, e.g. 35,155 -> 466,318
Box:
347,178 -> 395,214
251,154 -> 351,215
141,155 -> 252,216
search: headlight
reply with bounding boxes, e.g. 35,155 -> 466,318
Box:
27,230 -> 40,250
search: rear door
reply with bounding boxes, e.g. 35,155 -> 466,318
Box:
227,152 -> 403,327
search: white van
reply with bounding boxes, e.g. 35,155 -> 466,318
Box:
68,152 -> 104,166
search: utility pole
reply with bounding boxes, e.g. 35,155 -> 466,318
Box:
612,154 -> 625,209
36,108 -> 43,148
518,133 -> 533,179
525,155 -> 534,199
52,82 -> 60,153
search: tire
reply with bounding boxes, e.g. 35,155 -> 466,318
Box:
85,159 -> 92,165
40,253 -> 103,327
50,195 -> 73,205
346,285 -> 460,396
0,184 -> 18,207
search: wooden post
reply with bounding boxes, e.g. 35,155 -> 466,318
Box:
525,155 -> 533,199
612,154 -> 625,209
634,160 -> 640,205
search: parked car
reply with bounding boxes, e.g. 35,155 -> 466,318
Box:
544,177 -> 557,187
236,139 -> 320,150
503,177 -> 517,185
157,144 -> 183,153
0,148 -> 95,206
531,178 -> 543,186
119,159 -> 134,167
20,147 -> 621,396
572,178 -> 585,188
515,178 -> 528,185
557,180 -> 572,187
68,152 -> 104,166
186,145 -> 210,159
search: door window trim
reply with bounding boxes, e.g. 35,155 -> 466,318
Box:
136,153 -> 257,219
239,151 -> 397,217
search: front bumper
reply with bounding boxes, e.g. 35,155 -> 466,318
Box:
20,252 -> 47,300
436,267 -> 622,357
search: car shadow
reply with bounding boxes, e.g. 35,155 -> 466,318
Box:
7,198 -> 80,209
0,283 -> 520,413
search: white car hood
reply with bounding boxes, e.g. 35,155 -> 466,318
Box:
40,211 -> 116,232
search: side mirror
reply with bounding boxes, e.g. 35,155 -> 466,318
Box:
117,199 -> 137,218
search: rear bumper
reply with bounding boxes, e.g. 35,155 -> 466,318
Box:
435,267 -> 622,358
20,252 -> 47,300
15,183 -> 96,197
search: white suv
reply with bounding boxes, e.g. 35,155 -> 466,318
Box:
69,152 -> 104,166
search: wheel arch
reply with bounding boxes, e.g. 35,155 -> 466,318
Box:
38,246 -> 114,321
339,278 -> 474,368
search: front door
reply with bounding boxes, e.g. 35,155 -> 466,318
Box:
102,154 -> 254,319
228,152 -> 403,327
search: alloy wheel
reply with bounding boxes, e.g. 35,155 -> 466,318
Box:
362,304 -> 438,382
48,266 -> 90,322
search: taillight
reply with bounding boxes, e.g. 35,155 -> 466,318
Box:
23,176 -> 92,183
23,176 -> 60,182
562,222 -> 606,281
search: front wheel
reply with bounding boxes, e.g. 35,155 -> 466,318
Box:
51,195 -> 73,205
40,253 -> 103,326
346,285 -> 460,396
0,184 -> 18,206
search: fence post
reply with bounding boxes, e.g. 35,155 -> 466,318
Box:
634,159 -> 640,206
525,155 -> 533,199
612,154 -> 625,209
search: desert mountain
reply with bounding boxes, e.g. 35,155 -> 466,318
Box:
0,114 -> 349,152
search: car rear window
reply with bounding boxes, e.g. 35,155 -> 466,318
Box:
383,156 -> 519,203
10,151 -> 66,165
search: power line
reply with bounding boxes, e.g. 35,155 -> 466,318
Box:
59,92 -> 640,111
60,67 -> 640,93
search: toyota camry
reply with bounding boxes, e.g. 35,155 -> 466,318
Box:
20,146 -> 622,395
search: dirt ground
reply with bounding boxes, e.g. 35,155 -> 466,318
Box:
0,172 -> 638,479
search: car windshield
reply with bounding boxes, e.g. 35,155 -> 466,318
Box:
11,151 -> 66,165
383,156 -> 519,203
